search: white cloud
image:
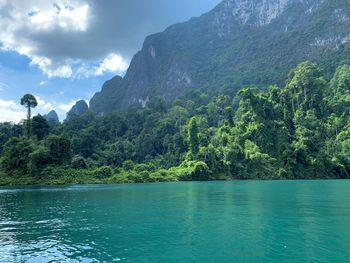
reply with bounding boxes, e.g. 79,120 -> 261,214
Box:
95,54 -> 128,76
0,96 -> 69,123
0,1 -> 136,79
0,0 -> 6,8
29,4 -> 89,32
30,56 -> 73,78
58,100 -> 77,112
76,53 -> 128,77
0,0 -> 219,79
0,0 -> 92,78
36,96 -> 54,111
0,98 -> 26,122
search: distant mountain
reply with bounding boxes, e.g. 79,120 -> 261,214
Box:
90,0 -> 350,114
67,100 -> 89,119
44,110 -> 59,123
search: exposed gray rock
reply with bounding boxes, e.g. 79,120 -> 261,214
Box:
90,0 -> 350,114
216,0 -> 323,27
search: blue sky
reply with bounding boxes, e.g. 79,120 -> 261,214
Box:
0,0 -> 220,122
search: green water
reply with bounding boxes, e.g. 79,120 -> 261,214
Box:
0,181 -> 350,262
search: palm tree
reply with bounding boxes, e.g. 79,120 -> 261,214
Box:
20,94 -> 38,136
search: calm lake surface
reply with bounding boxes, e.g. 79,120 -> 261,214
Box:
0,180 -> 350,262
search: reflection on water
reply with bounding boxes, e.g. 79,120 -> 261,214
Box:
0,181 -> 350,262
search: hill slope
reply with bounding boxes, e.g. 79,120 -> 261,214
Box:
90,0 -> 350,114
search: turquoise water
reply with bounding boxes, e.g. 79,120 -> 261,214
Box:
0,181 -> 350,262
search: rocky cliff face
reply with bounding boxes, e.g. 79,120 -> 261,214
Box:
216,0 -> 323,27
90,0 -> 350,114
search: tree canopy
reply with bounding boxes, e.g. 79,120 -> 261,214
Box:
20,94 -> 38,137
1,61 -> 350,185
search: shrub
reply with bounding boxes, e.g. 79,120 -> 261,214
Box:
28,146 -> 50,176
40,166 -> 71,179
0,137 -> 34,175
71,155 -> 87,169
122,160 -> 135,171
127,172 -> 146,183
134,163 -> 156,173
93,166 -> 113,179
178,160 -> 211,181
149,169 -> 178,182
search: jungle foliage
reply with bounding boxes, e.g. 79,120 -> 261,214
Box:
1,61 -> 350,185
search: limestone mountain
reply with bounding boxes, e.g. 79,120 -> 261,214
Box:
44,110 -> 59,123
90,0 -> 350,114
66,100 -> 89,120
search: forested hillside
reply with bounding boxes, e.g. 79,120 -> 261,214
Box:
90,0 -> 350,114
1,61 -> 350,185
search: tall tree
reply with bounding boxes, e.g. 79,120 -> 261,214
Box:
188,117 -> 199,156
20,94 -> 38,137
283,61 -> 326,117
32,115 -> 50,140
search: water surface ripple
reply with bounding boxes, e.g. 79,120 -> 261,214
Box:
0,180 -> 350,262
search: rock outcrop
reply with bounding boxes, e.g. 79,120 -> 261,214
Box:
44,110 -> 59,123
90,0 -> 350,114
67,100 -> 89,119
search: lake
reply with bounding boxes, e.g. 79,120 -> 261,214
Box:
0,180 -> 350,262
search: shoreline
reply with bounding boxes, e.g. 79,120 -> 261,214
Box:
0,172 -> 344,187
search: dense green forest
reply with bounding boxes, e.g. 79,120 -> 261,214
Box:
1,61 -> 350,185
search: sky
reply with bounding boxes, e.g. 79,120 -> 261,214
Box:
0,0 -> 221,122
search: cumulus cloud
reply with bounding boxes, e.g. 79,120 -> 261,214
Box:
0,96 -> 55,123
36,96 -> 54,111
0,98 -> 54,123
28,3 -> 89,31
0,99 -> 25,122
30,57 -> 73,78
0,96 -> 77,123
0,0 -> 92,78
76,53 -> 128,77
0,0 -> 219,78
58,100 -> 78,112
95,54 -> 128,76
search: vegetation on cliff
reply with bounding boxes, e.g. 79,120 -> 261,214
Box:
1,61 -> 350,185
90,0 -> 350,113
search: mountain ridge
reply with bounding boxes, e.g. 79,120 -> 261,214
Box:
89,0 -> 350,114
